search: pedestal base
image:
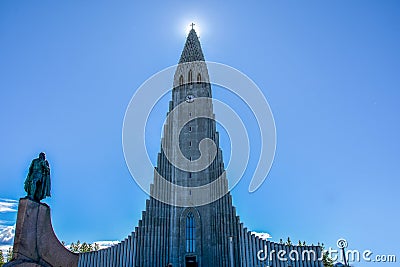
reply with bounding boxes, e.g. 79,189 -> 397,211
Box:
4,198 -> 78,267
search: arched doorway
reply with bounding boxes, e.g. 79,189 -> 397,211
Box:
180,208 -> 201,266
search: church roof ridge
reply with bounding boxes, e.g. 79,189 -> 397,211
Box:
178,28 -> 205,63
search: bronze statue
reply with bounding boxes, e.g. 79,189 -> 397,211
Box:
24,152 -> 51,201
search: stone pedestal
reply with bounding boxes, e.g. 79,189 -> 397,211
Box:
5,198 -> 78,267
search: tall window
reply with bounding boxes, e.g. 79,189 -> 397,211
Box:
179,75 -> 184,86
188,69 -> 193,83
197,73 -> 201,83
186,212 -> 195,252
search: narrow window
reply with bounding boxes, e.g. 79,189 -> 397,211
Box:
186,213 -> 195,252
179,75 -> 184,86
189,112 -> 192,117
197,73 -> 201,83
188,69 -> 193,83
189,126 -> 192,132
189,141 -> 192,147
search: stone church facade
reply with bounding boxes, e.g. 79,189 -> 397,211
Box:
78,29 -> 324,267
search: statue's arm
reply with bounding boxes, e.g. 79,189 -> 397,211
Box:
44,160 -> 51,197
45,160 -> 50,173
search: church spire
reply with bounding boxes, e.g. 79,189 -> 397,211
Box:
179,28 -> 205,63
173,27 -> 209,88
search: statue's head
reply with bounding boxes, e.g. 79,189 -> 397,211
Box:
39,152 -> 45,160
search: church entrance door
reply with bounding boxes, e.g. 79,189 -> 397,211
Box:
185,255 -> 197,267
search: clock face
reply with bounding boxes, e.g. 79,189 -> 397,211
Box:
185,94 -> 195,103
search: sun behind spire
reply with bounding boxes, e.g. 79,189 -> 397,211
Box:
179,27 -> 205,63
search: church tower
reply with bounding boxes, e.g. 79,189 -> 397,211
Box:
77,28 -> 324,267
144,28 -> 237,266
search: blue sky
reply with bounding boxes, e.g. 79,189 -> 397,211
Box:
0,1 -> 399,265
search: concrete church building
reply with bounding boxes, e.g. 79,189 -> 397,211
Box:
8,29 -> 323,267
79,29 -> 323,267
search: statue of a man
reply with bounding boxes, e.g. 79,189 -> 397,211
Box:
24,152 -> 51,201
